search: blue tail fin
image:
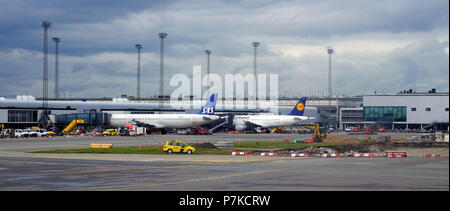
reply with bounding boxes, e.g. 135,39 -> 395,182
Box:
198,93 -> 218,115
289,97 -> 307,116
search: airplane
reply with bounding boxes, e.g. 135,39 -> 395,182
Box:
233,97 -> 313,132
110,93 -> 220,131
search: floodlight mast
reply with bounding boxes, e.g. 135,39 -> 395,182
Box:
204,50 -> 211,100
327,47 -> 334,98
135,44 -> 142,100
252,42 -> 260,107
41,21 -> 51,128
53,37 -> 60,99
158,33 -> 167,112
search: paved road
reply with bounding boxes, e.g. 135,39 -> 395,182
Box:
0,133 -> 448,191
0,156 -> 447,191
0,133 -> 319,153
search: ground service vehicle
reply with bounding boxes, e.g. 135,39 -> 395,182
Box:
30,129 -> 50,137
303,123 -> 327,142
14,129 -> 30,138
163,141 -> 196,154
103,129 -> 119,136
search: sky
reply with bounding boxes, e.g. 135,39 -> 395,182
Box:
0,0 -> 448,98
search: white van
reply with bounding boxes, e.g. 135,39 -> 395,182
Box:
31,129 -> 50,137
15,129 -> 30,138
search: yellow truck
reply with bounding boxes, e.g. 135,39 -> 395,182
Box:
163,140 -> 196,154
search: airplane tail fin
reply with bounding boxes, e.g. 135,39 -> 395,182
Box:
198,93 -> 218,115
289,97 -> 307,116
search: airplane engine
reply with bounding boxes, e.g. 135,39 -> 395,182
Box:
235,124 -> 247,131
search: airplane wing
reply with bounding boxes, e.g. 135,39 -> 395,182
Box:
293,116 -> 315,121
244,120 -> 270,128
130,119 -> 164,128
202,116 -> 214,121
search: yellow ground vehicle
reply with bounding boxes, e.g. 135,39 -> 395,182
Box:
303,123 -> 327,142
163,141 -> 196,154
102,129 -> 119,136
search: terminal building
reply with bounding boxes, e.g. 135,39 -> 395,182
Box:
0,96 -> 321,130
340,89 -> 449,131
1,89 -> 448,132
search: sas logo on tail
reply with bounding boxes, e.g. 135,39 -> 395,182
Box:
296,103 -> 305,111
202,107 -> 215,114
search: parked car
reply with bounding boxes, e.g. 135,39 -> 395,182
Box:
30,129 -> 50,137
15,129 -> 30,138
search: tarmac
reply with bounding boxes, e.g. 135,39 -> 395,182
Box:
0,133 -> 448,191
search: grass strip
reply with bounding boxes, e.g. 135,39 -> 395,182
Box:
233,141 -> 349,148
33,146 -> 236,155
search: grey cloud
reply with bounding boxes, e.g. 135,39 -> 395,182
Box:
0,0 -> 448,98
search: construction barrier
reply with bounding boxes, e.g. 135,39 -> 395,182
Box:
386,152 -> 407,158
322,153 -> 343,158
423,154 -> 441,158
353,153 -> 375,158
291,153 -> 312,157
89,144 -> 113,149
231,152 -> 249,156
227,151 -> 440,159
260,152 -> 280,156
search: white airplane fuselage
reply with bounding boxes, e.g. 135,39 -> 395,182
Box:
233,115 -> 309,129
110,114 -> 220,129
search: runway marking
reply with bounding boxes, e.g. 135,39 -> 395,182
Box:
38,166 -> 156,175
84,166 -> 447,191
34,164 -> 202,175
84,168 -> 292,191
287,169 -> 449,180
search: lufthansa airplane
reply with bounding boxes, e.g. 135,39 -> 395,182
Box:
233,97 -> 313,131
110,93 -> 220,129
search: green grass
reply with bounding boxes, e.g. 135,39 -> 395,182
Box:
33,146 -> 232,155
233,141 -> 348,149
33,141 -> 354,155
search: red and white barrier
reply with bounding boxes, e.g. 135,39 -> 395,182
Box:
291,153 -> 312,157
353,153 -> 375,158
423,154 -> 441,158
386,152 -> 407,158
322,153 -> 343,158
231,152 -> 249,156
260,152 -> 280,156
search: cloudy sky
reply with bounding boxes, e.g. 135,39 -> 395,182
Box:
0,0 -> 448,98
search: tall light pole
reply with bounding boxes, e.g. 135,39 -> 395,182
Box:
52,37 -> 60,99
252,42 -> 260,106
327,47 -> 334,98
158,33 -> 167,111
327,46 -> 335,130
135,44 -> 142,100
41,21 -> 51,128
204,50 -> 211,100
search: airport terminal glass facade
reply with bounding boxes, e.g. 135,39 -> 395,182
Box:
7,110 -> 38,123
56,113 -> 110,125
363,106 -> 406,122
